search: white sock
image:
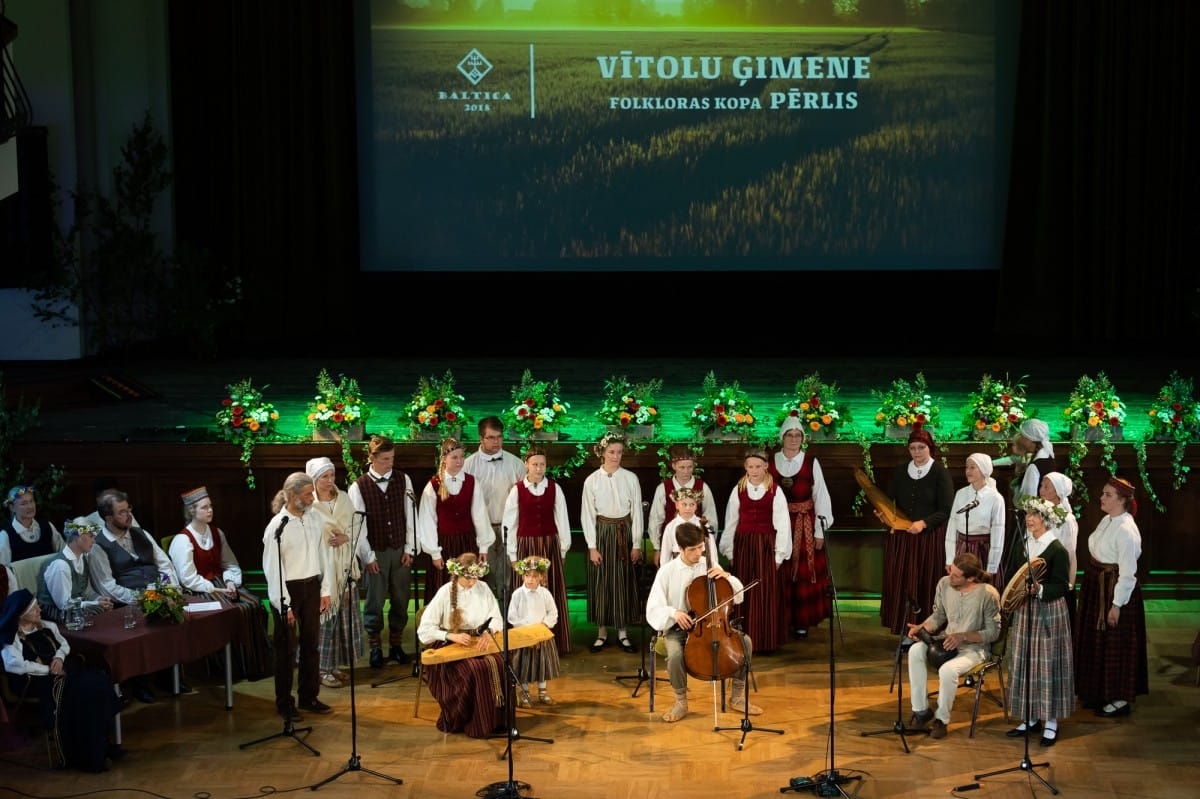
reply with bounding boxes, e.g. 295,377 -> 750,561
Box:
618,628 -> 628,640
1044,719 -> 1058,732
596,627 -> 607,640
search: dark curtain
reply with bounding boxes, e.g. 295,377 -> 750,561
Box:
1001,1 -> 1197,354
165,3 -> 1196,357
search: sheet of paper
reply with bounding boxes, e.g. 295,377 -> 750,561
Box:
185,601 -> 222,613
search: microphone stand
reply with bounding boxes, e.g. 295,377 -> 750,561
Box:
783,580 -> 861,797
614,557 -> 669,707
481,526 -> 551,799
859,599 -> 929,753
311,511 -> 403,790
713,582 -> 784,750
816,515 -> 844,646
372,492 -> 418,689
975,532 -> 1058,794
240,516 -> 318,756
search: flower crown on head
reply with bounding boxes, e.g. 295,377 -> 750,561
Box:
446,558 -> 490,579
594,431 -> 626,456
64,517 -> 101,538
671,486 -> 702,503
1018,495 -> 1067,526
4,485 -> 33,507
514,556 -> 551,575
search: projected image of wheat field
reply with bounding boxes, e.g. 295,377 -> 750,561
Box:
377,28 -> 995,266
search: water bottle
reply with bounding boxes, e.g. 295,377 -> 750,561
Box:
65,598 -> 84,631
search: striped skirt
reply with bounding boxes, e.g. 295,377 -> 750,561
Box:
513,536 -> 572,655
512,637 -> 561,685
424,531 -> 478,598
731,530 -> 784,653
1075,559 -> 1149,705
1006,596 -> 1075,721
880,526 -> 945,635
425,647 -> 508,738
319,582 -> 365,673
585,515 -> 640,629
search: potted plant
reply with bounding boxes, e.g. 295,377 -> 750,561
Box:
961,373 -> 1028,441
404,370 -> 471,441
136,574 -> 187,624
507,369 -> 570,441
215,378 -> 279,490
871,372 -> 940,439
1062,372 -> 1126,442
595,375 -> 662,439
686,370 -> 757,442
1143,371 -> 1198,490
307,368 -> 372,480
774,372 -> 849,442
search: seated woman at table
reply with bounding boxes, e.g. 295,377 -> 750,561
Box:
167,487 -> 271,681
37,518 -> 114,624
417,553 -> 508,738
0,588 -> 123,772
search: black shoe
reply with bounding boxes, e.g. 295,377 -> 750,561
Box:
106,744 -> 128,762
1039,731 -> 1058,747
909,709 -> 934,730
299,699 -> 333,715
279,705 -> 303,722
589,638 -> 607,653
369,647 -> 384,669
133,686 -> 158,704
794,628 -> 809,639
175,680 -> 197,696
1095,702 -> 1131,718
1006,721 -> 1042,738
618,637 -> 636,653
389,647 -> 410,665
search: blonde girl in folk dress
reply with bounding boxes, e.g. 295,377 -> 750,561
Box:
502,445 -> 573,655
416,554 -> 507,738
305,457 -> 372,689
580,432 -> 643,654
507,556 -> 561,707
719,447 -> 792,654
417,437 -> 495,596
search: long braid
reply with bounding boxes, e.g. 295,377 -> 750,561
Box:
447,574 -> 464,631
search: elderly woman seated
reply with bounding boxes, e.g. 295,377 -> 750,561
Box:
0,588 -> 123,771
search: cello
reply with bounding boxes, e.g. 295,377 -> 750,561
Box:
683,517 -> 749,683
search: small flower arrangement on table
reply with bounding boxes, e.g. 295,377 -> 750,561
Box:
871,372 -> 940,437
137,574 -> 186,624
687,370 -> 757,441
214,378 -> 279,490
595,375 -> 662,438
404,370 -> 471,440
961,373 -> 1028,441
508,369 -> 570,440
774,372 -> 849,441
1062,372 -> 1126,439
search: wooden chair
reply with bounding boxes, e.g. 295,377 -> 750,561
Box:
411,605 -> 427,718
926,623 -> 1009,739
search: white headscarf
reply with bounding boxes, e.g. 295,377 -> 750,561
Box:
1044,471 -> 1074,515
305,456 -> 335,481
778,416 -> 805,441
1019,418 -> 1055,458
967,452 -> 997,489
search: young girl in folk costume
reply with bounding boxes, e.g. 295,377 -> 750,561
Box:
772,417 -> 834,640
647,445 -> 720,567
416,554 -> 507,738
719,447 -> 792,654
581,432 -> 644,654
305,458 -> 371,689
507,556 -> 561,707
417,437 -> 495,597
502,446 -> 572,655
659,487 -> 719,568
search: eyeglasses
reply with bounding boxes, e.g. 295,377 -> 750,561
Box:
482,434 -> 504,442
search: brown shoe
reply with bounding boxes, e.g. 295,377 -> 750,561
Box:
910,709 -> 934,730
930,719 -> 947,739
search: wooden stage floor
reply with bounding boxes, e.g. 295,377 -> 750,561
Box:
2,599 -> 1196,799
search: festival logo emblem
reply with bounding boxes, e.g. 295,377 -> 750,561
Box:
457,49 -> 493,86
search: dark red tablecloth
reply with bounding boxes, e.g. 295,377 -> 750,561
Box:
63,597 -> 238,683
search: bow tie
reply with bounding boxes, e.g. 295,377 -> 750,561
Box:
374,475 -> 390,483
488,456 -> 503,462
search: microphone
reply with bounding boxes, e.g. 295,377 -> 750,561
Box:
274,516 -> 288,541
473,617 -> 493,636
955,499 -> 980,515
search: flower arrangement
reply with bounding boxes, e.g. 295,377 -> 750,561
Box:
595,375 -> 662,431
404,370 -> 471,437
961,373 -> 1028,440
774,372 -> 849,439
513,556 -> 551,575
137,574 -> 186,624
508,369 -> 570,439
1062,372 -> 1126,434
214,378 -> 279,490
871,372 -> 940,433
687,370 -> 757,439
1137,371 -> 1198,494
1016,494 -> 1068,527
306,368 -> 372,434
